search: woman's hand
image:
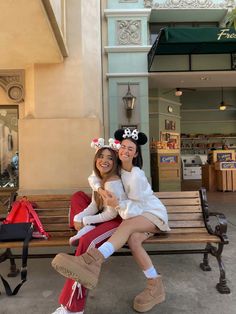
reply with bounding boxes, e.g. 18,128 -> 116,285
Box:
98,187 -> 109,200
74,221 -> 84,231
102,191 -> 119,209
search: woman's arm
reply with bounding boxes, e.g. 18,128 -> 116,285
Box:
104,193 -> 143,220
73,198 -> 98,222
100,180 -> 143,220
83,178 -> 124,225
82,207 -> 118,225
88,171 -> 111,199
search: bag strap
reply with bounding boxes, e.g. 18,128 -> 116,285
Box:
0,223 -> 34,296
24,199 -> 49,239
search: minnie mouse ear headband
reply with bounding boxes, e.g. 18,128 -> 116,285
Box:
114,128 -> 148,146
91,138 -> 121,151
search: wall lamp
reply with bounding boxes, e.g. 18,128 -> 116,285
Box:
122,83 -> 136,121
175,88 -> 183,96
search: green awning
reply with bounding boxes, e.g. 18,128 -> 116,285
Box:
152,27 -> 236,55
148,27 -> 236,71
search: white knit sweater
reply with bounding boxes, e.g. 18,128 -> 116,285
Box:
74,179 -> 126,225
88,167 -> 169,226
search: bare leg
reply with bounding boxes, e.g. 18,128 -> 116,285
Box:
127,233 -> 166,312
128,232 -> 153,270
107,216 -> 157,251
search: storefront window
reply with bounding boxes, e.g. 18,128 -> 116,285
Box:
0,106 -> 18,188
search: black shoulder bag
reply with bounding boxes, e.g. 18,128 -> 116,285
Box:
0,222 -> 34,296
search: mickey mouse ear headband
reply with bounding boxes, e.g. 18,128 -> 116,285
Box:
114,128 -> 148,146
91,138 -> 121,151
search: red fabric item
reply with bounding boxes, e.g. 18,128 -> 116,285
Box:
59,215 -> 121,311
69,191 -> 91,228
3,198 -> 49,239
4,198 -> 30,224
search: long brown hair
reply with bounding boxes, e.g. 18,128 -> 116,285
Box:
93,147 -> 119,211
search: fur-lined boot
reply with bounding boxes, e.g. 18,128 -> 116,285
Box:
51,248 -> 104,289
133,276 -> 165,312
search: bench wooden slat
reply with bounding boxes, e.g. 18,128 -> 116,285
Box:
40,216 -> 68,224
0,237 -> 72,249
43,224 -> 72,231
145,233 -> 220,244
49,230 -> 76,237
169,220 -> 205,228
168,213 -> 203,221
166,205 -> 202,213
33,201 -> 70,209
17,195 -> 72,201
166,228 -> 208,234
162,198 -> 201,206
155,191 -> 199,198
36,208 -> 69,216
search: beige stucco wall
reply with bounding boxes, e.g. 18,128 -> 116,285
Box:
19,118 -> 101,192
17,0 -> 103,194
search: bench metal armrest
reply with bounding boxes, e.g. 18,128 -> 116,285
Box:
206,211 -> 228,244
200,188 -> 228,243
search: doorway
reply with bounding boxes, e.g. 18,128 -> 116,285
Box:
0,105 -> 18,188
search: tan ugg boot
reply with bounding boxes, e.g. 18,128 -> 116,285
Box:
133,276 -> 165,312
51,248 -> 104,289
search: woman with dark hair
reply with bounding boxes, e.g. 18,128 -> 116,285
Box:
52,128 -> 170,313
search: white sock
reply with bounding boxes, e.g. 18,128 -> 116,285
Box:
143,266 -> 159,279
98,242 -> 115,259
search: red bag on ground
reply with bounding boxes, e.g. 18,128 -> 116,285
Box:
3,197 -> 49,239
69,191 -> 91,228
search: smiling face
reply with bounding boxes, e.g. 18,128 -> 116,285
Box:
118,139 -> 138,168
95,148 -> 115,177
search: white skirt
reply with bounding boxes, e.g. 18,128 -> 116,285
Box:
142,212 -> 171,232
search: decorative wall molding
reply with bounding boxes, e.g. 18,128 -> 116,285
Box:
104,45 -> 151,52
119,0 -> 138,2
0,70 -> 24,103
117,20 -> 141,45
144,0 -> 231,9
150,111 -> 181,118
104,9 -> 151,18
106,72 -> 149,77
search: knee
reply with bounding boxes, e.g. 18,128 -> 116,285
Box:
128,232 -> 143,251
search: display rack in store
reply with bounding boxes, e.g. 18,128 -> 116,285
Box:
181,134 -> 236,154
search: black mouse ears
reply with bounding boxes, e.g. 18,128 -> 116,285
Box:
114,128 -> 148,146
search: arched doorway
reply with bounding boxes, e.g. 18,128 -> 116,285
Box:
0,105 -> 18,189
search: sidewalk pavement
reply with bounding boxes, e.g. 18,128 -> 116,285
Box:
0,192 -> 236,314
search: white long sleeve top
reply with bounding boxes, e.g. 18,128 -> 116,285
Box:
88,167 -> 169,225
74,179 -> 127,225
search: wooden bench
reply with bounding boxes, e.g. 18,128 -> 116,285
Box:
0,188 -> 230,295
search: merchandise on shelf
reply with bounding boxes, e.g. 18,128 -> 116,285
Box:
181,133 -> 236,154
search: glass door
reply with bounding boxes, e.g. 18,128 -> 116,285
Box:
0,106 -> 18,188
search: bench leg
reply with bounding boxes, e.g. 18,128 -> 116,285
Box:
200,244 -> 211,271
0,248 -> 19,277
208,243 -> 230,294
